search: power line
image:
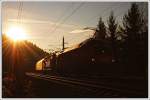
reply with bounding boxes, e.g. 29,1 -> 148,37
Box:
85,4 -> 129,28
17,1 -> 23,24
50,2 -> 85,34
84,4 -> 118,26
49,3 -> 74,34
48,2 -> 84,49
63,4 -> 130,32
62,4 -> 130,45
20,2 -> 23,24
87,4 -> 129,26
17,1 -> 20,23
65,4 -> 128,30
17,1 -> 21,23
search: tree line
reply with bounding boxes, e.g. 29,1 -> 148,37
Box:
2,34 -> 49,75
94,3 -> 148,75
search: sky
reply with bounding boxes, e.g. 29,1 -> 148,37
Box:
2,1 -> 147,52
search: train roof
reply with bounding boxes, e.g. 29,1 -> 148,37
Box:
36,58 -> 44,64
63,44 -> 80,53
60,38 -> 111,54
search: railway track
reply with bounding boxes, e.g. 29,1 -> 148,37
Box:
25,72 -> 146,97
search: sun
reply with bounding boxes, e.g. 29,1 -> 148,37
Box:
6,26 -> 27,41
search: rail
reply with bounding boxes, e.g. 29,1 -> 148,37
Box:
25,72 -> 146,97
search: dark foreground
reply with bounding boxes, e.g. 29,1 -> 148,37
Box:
3,71 -> 148,98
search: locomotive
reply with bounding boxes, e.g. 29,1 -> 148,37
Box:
36,53 -> 56,71
35,37 -> 114,75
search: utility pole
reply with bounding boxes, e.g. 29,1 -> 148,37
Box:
62,36 -> 65,51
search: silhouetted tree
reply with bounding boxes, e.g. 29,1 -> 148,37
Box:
122,3 -> 146,73
107,11 -> 118,62
94,17 -> 106,40
116,25 -> 128,41
123,3 -> 144,38
123,3 -> 144,55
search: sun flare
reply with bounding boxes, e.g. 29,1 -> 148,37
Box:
6,26 -> 27,41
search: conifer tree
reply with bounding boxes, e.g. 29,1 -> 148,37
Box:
122,3 -> 146,73
123,3 -> 144,42
107,11 -> 118,62
94,17 -> 106,40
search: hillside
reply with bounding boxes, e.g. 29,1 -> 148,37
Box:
2,34 -> 49,74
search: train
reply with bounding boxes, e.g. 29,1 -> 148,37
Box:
35,37 -> 115,76
36,53 -> 56,71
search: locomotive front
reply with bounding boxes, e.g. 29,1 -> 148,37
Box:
35,56 -> 51,71
35,58 -> 45,71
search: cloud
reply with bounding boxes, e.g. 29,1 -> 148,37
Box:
70,29 -> 95,34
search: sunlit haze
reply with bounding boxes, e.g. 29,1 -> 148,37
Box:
2,2 -> 147,52
6,25 -> 27,41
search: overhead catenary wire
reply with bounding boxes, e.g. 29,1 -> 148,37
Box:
66,3 -> 130,31
20,2 -> 23,24
86,4 -> 130,27
49,3 -> 74,34
65,4 -> 130,44
47,2 -> 84,50
61,4 -> 112,45
66,3 -> 119,30
50,2 -> 85,34
17,1 -> 23,24
13,2 -> 129,52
